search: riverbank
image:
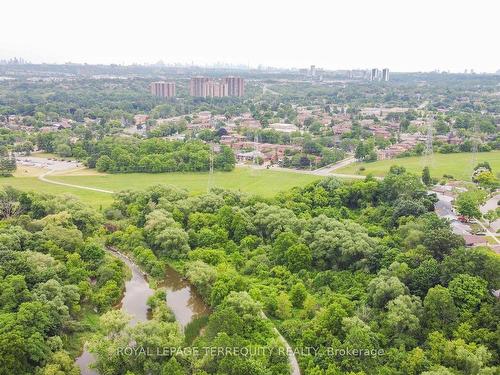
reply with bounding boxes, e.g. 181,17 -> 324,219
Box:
112,247 -> 302,374
76,247 -> 154,375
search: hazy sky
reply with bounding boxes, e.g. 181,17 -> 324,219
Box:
1,0 -> 499,72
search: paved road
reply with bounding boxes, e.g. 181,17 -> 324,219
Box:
260,311 -> 300,375
481,193 -> 500,233
313,157 -> 382,180
434,190 -> 499,244
262,84 -> 281,96
17,155 -> 115,194
475,219 -> 500,245
39,169 -> 114,194
480,193 -> 500,214
249,157 -> 382,180
433,192 -> 471,235
313,157 -> 356,175
249,164 -> 373,180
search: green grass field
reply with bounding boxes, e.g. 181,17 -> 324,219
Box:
4,151 -> 498,209
335,151 -> 500,181
0,176 -> 116,208
0,167 -> 320,208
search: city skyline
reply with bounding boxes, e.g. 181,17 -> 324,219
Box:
1,0 -> 499,73
0,59 -> 496,75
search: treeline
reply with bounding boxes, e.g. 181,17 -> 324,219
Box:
34,133 -> 236,174
398,140 -> 498,159
0,187 -> 127,374
98,167 -> 500,374
91,138 -> 235,173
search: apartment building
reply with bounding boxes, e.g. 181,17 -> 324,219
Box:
150,81 -> 176,98
189,76 -> 245,98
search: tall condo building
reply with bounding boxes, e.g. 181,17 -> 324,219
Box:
190,76 -> 245,98
207,80 -> 229,97
223,76 -> 245,97
150,81 -> 176,98
382,68 -> 390,81
310,65 -> 316,77
190,77 -> 210,97
370,68 -> 380,81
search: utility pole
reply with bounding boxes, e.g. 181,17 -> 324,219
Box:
207,143 -> 214,193
253,133 -> 259,167
471,121 -> 479,171
424,115 -> 434,167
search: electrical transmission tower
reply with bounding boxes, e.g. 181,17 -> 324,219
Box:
207,143 -> 214,193
250,133 -> 260,176
253,133 -> 259,166
471,121 -> 479,171
424,116 -> 434,167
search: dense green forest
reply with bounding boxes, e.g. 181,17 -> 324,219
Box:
0,187 -> 126,375
34,134 -> 236,173
93,167 -> 497,374
90,138 -> 236,173
0,77 -> 252,123
0,165 -> 499,374
2,70 -> 500,125
0,66 -> 499,375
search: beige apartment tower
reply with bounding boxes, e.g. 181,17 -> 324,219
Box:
189,77 -> 209,97
223,76 -> 245,97
190,76 -> 245,98
207,80 -> 228,97
150,81 -> 176,98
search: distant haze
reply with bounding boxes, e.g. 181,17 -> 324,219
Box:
1,0 -> 499,73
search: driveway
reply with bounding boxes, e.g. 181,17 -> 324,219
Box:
433,192 -> 471,235
481,193 -> 499,233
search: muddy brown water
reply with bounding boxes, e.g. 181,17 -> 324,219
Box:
75,250 -> 299,374
161,264 -> 210,329
75,249 -> 208,375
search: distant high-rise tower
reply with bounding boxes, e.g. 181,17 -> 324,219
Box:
190,77 -> 210,97
310,65 -> 316,77
370,68 -> 380,81
150,81 -> 176,98
224,76 -> 245,97
207,80 -> 229,97
382,68 -> 390,81
190,76 -> 244,98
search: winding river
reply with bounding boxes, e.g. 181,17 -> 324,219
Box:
75,248 -> 300,375
161,264 -> 210,329
75,249 -> 208,375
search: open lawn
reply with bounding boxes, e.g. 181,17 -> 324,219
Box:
335,151 -> 500,181
49,167 -> 321,196
0,175 -> 116,208
0,167 -> 321,208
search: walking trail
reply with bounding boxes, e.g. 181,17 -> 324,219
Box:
38,169 -> 114,194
